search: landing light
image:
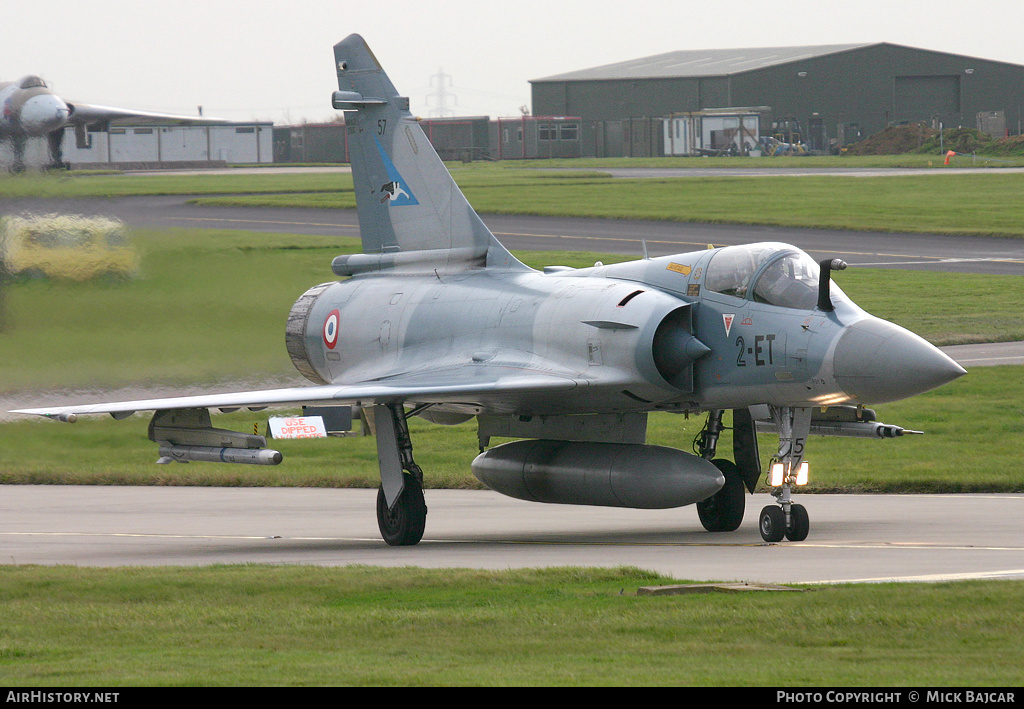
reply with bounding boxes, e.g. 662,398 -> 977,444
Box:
811,393 -> 849,406
770,462 -> 809,487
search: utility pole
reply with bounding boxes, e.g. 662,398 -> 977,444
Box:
427,68 -> 456,118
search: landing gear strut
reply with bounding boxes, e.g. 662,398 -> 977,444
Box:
759,406 -> 812,542
372,404 -> 427,546
695,410 -> 749,532
4,134 -> 27,173
46,127 -> 69,171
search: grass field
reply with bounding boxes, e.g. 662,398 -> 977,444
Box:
190,170 -> 1024,237
1,566 -> 1021,687
7,161 -> 1024,236
457,173 -> 1024,236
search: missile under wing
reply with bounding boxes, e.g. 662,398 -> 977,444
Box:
12,34 -> 965,546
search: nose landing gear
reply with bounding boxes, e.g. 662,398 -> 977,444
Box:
759,406 -> 812,543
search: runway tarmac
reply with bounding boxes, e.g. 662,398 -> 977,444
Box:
941,340 -> 1024,366
2,486 -> 1022,585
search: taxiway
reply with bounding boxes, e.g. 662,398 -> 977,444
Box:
2,486 -> 1021,585
4,194 -> 1024,275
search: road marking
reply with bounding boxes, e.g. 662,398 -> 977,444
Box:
793,541 -> 1024,551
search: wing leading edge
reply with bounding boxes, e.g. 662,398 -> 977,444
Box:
11,368 -> 580,420
65,102 -> 229,127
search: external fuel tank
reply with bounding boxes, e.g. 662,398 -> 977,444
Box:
471,439 -> 724,509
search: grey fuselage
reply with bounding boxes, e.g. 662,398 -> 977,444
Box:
287,241 -> 947,418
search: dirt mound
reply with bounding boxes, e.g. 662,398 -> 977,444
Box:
847,125 -> 1024,156
981,134 -> 1024,157
845,124 -> 937,155
911,127 -> 993,155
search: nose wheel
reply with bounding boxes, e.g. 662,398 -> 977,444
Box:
786,502 -> 809,541
759,502 -> 809,542
759,505 -> 785,542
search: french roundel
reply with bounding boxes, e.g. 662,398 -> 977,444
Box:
323,309 -> 340,349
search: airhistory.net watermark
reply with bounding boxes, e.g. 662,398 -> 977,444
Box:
6,693 -> 119,704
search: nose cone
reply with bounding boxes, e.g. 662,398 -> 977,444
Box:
20,94 -> 69,134
833,318 -> 966,404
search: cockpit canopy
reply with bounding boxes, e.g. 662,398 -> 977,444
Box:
17,75 -> 48,90
705,243 -> 837,310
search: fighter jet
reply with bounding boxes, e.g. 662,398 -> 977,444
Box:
0,75 -> 224,171
12,35 -> 967,545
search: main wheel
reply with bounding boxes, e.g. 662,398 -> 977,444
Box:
376,473 -> 427,546
758,505 -> 786,542
697,459 -> 745,532
785,503 -> 810,542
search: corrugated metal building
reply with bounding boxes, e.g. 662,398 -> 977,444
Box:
490,116 -> 582,159
60,122 -> 273,166
420,116 -> 491,161
273,123 -> 350,163
531,43 -> 1024,155
273,116 -> 583,162
273,118 -> 494,163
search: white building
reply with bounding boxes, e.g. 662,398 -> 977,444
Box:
663,108 -> 765,157
61,123 -> 273,166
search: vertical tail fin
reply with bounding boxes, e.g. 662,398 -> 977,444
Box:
332,34 -> 526,272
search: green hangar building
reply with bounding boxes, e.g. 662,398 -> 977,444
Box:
529,43 -> 1024,156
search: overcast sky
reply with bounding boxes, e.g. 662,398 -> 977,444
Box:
5,0 -> 1024,125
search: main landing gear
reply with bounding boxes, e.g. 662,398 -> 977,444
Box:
2,134 -> 27,173
695,409 -> 761,533
376,472 -> 427,546
2,129 -> 69,173
372,403 -> 428,546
